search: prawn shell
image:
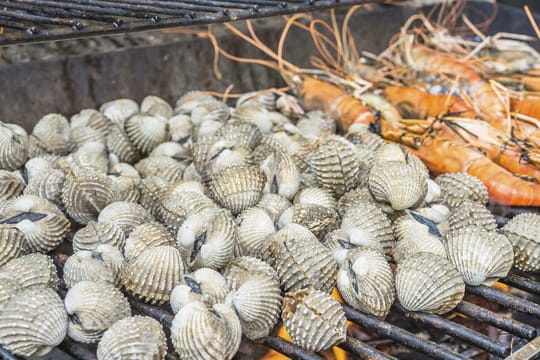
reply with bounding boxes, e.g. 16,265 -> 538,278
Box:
502,213 -> 540,272
0,123 -> 28,170
0,288 -> 67,357
206,166 -> 266,215
261,223 -> 337,293
436,173 -> 489,208
97,316 -> 167,360
65,281 -> 131,343
368,161 -> 427,211
98,201 -> 154,236
72,221 -> 126,253
0,253 -> 58,290
445,226 -> 513,286
282,289 -> 346,352
122,245 -> 187,304
395,252 -> 465,314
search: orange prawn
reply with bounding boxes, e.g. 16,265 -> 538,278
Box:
511,97 -> 540,148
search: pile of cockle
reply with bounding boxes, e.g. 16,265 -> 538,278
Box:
0,90 -> 538,359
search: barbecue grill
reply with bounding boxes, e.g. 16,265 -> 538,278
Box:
1,1 -> 540,360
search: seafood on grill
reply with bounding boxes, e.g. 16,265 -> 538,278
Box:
170,268 -> 228,313
124,221 -> 175,260
282,289 -> 346,352
64,281 -> 131,343
278,203 -> 340,239
0,122 -> 28,171
0,225 -> 26,267
502,213 -> 540,272
0,170 -> 25,202
23,158 -> 66,207
72,220 -> 126,253
98,201 -> 154,236
29,113 -> 72,156
0,253 -> 59,290
97,316 -> 167,360
236,207 -> 276,257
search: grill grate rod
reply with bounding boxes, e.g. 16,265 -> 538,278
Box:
338,337 -> 397,360
466,285 -> 540,318
500,273 -> 540,296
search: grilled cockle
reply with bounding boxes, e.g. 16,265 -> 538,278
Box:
447,200 -> 497,231
29,113 -> 72,156
445,226 -> 513,286
170,268 -> 228,314
124,222 -> 175,260
177,207 -> 236,270
215,120 -> 263,150
0,287 -> 68,357
0,278 -> 21,305
0,225 -> 25,267
337,187 -> 383,216
282,289 -> 346,352
436,172 -> 489,208
256,193 -> 292,223
0,122 -> 28,171
0,253 -> 58,290
107,123 -> 142,164
72,221 -> 126,253
502,213 -> 540,272
98,201 -> 154,236
261,223 -> 337,292
139,175 -> 169,216
108,162 -> 141,203
337,247 -> 394,318
0,170 -> 25,202
122,245 -> 187,304
324,229 -> 362,264
395,252 -> 465,314
0,195 -> 70,253
157,190 -> 215,231
294,187 -> 336,210
236,207 -> 276,257
259,150 -> 300,200
23,158 -> 65,207
99,99 -> 139,128
63,244 -> 125,288
57,141 -> 109,173
223,256 -> 282,340
278,203 -> 340,239
70,109 -> 110,149
296,111 -> 336,137
171,301 -> 241,360
64,281 -> 131,343
97,316 -> 167,360
141,95 -> 173,119
125,114 -> 170,155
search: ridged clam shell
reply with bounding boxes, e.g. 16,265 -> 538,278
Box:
345,124 -> 385,151
175,91 -> 216,113
369,161 -> 427,210
0,122 -> 28,170
0,278 -> 21,306
100,99 -> 139,127
423,178 -> 442,204
23,167 -> 65,207
65,281 -> 131,343
341,203 -> 395,256
1,195 -> 70,253
447,200 -> 497,231
260,150 -> 300,200
207,166 -> 266,215
169,114 -> 193,143
125,114 -> 170,154
107,123 -> 142,164
71,126 -> 107,150
108,163 -> 141,203
405,152 -> 430,179
192,135 -> 218,173
141,95 -> 173,119
139,175 -> 169,215
171,301 -> 241,360
294,187 -> 336,210
309,135 -> 361,197
122,245 -> 187,303
190,99 -> 230,125
63,245 -> 125,288
98,201 -> 153,236
177,208 -> 236,270
337,247 -> 394,317
124,222 -> 175,260
323,229 -> 367,264
502,213 -> 540,272
261,223 -> 337,292
236,207 -> 276,257
149,141 -> 190,160
97,316 -> 167,360
256,193 -> 292,223
445,226 -> 513,286
236,91 -> 276,110
282,289 -> 346,352
215,120 -> 263,149
166,180 -> 206,196
0,253 -> 58,290
27,134 -> 48,158
296,111 -> 336,137
135,156 -> 185,183
337,187 -> 377,216
0,225 -> 25,267
393,211 -> 442,241
0,171 -> 25,202
206,143 -> 252,176
395,252 -> 465,314
231,107 -> 281,133
276,93 -> 303,120
372,143 -> 407,164
56,141 -> 109,174
73,221 -> 126,253
157,190 -> 215,231
63,167 -> 116,224
71,109 -> 111,137
0,288 -> 67,357
436,173 -> 489,208
278,204 -> 339,239
170,268 -> 228,314
32,114 -> 72,155
414,204 -> 450,225
392,232 -> 446,264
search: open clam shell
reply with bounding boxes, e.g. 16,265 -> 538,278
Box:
0,288 -> 68,357
72,221 -> 126,253
0,122 -> 28,171
395,252 -> 465,314
502,213 -> 540,272
282,289 -> 346,352
97,316 -> 167,360
445,226 -> 513,286
170,268 -> 228,314
337,247 -> 394,318
261,223 -> 337,293
436,172 -> 489,208
65,281 -> 131,343
171,301 -> 241,360
0,253 -> 58,290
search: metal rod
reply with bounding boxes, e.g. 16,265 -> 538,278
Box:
394,304 -> 510,358
501,273 -> 540,296
466,285 -> 540,319
342,304 -> 468,360
263,336 -> 325,360
338,336 -> 397,360
505,336 -> 540,360
58,339 -> 97,360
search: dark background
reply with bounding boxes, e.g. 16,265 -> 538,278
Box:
499,0 -> 540,12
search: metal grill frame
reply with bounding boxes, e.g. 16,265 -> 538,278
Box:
0,0 -> 384,45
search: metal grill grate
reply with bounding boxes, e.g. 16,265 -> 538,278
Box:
0,0 -> 382,45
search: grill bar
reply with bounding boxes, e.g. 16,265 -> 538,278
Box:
394,304 -> 510,357
466,285 -> 540,318
501,273 -> 540,296
0,0 -> 382,45
338,337 -> 397,360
